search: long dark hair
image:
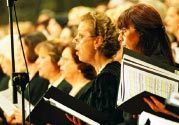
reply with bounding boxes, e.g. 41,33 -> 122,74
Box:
118,3 -> 174,65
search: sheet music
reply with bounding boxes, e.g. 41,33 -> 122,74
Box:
117,54 -> 179,106
138,111 -> 179,125
0,88 -> 34,117
0,93 -> 16,117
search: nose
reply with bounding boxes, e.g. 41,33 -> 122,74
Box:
35,57 -> 40,65
57,59 -> 62,66
118,34 -> 123,44
72,36 -> 79,44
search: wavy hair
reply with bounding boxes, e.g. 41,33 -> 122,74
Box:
81,11 -> 120,58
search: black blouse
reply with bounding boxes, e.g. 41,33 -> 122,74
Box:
79,61 -> 123,125
24,72 -> 49,106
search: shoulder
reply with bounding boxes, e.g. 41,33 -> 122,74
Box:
94,61 -> 121,86
100,61 -> 121,76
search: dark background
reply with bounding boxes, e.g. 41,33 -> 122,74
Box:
0,0 -> 109,25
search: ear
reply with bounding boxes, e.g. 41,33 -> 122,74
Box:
94,36 -> 103,50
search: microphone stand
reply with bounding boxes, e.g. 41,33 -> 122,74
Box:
7,0 -> 29,125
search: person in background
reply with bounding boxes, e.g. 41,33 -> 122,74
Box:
35,40 -> 72,94
21,32 -> 49,105
116,3 -> 175,125
59,25 -> 78,44
67,6 -> 93,26
3,32 -> 50,125
46,15 -> 68,40
67,11 -> 123,125
58,43 -> 96,98
36,9 -> 55,38
0,34 -> 26,125
165,4 -> 179,66
139,0 -> 167,20
0,60 -> 9,91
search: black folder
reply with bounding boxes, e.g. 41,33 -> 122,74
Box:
122,48 -> 177,73
117,91 -> 179,123
117,91 -> 165,114
116,48 -> 179,123
27,86 -> 108,125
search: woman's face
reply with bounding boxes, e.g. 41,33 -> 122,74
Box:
118,25 -> 140,51
58,47 -> 78,80
0,54 -> 11,76
47,18 -> 62,38
165,7 -> 179,34
59,27 -> 73,43
74,21 -> 96,64
36,48 -> 57,79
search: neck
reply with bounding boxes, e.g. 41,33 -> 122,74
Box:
67,73 -> 89,87
27,63 -> 38,80
68,74 -> 90,97
95,56 -> 113,74
49,71 -> 62,84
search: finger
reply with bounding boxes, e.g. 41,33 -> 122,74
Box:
73,116 -> 78,125
6,114 -> 15,123
143,97 -> 154,106
143,97 -> 157,111
65,114 -> 73,122
77,118 -> 83,125
150,96 -> 164,108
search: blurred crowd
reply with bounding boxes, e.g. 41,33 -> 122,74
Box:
0,0 -> 179,64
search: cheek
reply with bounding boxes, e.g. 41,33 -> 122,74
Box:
125,32 -> 139,50
81,46 -> 94,62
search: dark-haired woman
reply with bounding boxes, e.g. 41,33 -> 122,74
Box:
116,3 -> 176,125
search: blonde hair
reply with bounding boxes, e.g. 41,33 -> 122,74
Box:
68,6 -> 94,26
80,11 -> 119,58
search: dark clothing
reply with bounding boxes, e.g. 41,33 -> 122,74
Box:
56,79 -> 72,94
0,75 -> 10,91
24,72 -> 49,106
0,108 -> 8,125
62,82 -> 93,125
75,81 -> 92,100
79,61 -> 123,125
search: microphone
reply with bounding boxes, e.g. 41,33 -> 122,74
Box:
12,72 -> 29,104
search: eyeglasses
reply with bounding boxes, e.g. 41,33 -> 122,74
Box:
118,28 -> 127,36
73,34 -> 96,43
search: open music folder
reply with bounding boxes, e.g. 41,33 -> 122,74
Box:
116,48 -> 179,115
27,86 -> 108,125
0,87 -> 33,117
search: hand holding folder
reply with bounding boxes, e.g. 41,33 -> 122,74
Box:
116,48 -> 179,114
66,114 -> 84,125
27,86 -> 108,125
144,95 -> 179,120
116,48 -> 179,124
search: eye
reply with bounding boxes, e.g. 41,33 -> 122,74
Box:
78,34 -> 83,40
119,28 -> 127,36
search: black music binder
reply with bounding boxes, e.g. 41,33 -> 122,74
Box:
116,48 -> 179,123
27,86 -> 108,125
117,91 -> 165,114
